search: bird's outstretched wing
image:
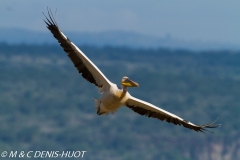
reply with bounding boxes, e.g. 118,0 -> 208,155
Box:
125,96 -> 221,132
43,8 -> 112,91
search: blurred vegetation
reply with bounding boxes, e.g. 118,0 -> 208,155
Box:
0,43 -> 240,160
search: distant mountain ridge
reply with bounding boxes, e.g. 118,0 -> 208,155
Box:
0,27 -> 239,51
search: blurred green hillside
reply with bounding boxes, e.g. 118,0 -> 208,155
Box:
0,43 -> 239,160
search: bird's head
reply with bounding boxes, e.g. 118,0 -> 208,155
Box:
121,76 -> 139,87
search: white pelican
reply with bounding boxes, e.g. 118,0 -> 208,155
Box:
43,9 -> 221,132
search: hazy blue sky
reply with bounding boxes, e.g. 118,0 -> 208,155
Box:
1,0 -> 240,45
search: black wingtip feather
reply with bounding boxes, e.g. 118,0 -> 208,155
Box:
199,118 -> 221,133
42,7 -> 58,27
47,7 -> 58,26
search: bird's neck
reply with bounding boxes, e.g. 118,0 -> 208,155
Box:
122,85 -> 128,92
118,85 -> 127,100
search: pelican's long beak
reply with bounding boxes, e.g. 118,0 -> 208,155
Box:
122,77 -> 139,87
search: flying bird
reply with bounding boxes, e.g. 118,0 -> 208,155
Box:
43,9 -> 221,132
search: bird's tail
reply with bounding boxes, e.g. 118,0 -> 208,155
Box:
93,98 -> 102,115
